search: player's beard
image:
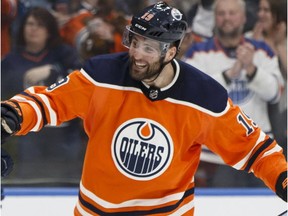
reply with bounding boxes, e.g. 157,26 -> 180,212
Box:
129,56 -> 165,82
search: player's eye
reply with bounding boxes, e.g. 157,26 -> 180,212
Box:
131,40 -> 139,48
143,45 -> 157,53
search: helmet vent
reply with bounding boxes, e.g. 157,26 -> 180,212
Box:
149,31 -> 163,37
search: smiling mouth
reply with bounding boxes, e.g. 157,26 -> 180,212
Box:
134,62 -> 147,70
134,62 -> 147,71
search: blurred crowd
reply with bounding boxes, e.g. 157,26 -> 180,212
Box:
1,0 -> 287,188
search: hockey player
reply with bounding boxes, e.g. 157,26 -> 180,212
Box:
1,1 -> 287,215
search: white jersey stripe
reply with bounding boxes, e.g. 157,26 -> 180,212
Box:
12,95 -> 42,131
80,68 -> 231,117
80,181 -> 189,209
232,131 -> 266,170
27,87 -> 58,126
262,144 -> 283,158
80,68 -> 142,93
76,201 -> 93,216
169,200 -> 194,216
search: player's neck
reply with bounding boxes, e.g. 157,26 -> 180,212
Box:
144,62 -> 175,88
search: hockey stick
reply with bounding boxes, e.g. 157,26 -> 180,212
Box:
278,210 -> 287,216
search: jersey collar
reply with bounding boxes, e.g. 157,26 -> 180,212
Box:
140,59 -> 180,101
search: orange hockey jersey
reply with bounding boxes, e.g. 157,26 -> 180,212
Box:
9,52 -> 287,215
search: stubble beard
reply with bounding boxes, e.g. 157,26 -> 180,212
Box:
129,57 -> 163,82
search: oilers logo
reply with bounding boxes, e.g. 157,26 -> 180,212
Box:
112,118 -> 173,181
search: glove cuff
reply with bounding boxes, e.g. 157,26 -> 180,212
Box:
276,171 -> 288,202
1,100 -> 23,132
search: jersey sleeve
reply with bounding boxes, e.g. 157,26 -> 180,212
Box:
200,98 -> 287,192
8,70 -> 94,135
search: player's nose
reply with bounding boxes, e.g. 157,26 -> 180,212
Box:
130,47 -> 144,60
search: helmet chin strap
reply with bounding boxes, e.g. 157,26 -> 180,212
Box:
148,55 -> 174,85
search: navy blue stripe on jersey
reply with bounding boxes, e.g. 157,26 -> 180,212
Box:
82,52 -> 228,114
79,187 -> 194,215
244,137 -> 274,172
82,52 -> 136,88
176,61 -> 228,113
20,92 -> 48,126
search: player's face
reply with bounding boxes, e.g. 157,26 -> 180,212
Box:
214,0 -> 246,38
128,35 -> 164,82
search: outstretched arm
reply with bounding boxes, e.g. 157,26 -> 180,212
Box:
253,152 -> 287,202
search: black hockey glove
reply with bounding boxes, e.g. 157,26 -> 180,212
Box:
275,171 -> 288,202
1,148 -> 14,177
1,101 -> 23,144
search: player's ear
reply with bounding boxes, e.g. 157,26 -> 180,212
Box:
165,46 -> 177,62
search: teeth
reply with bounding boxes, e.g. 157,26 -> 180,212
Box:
135,62 -> 146,67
